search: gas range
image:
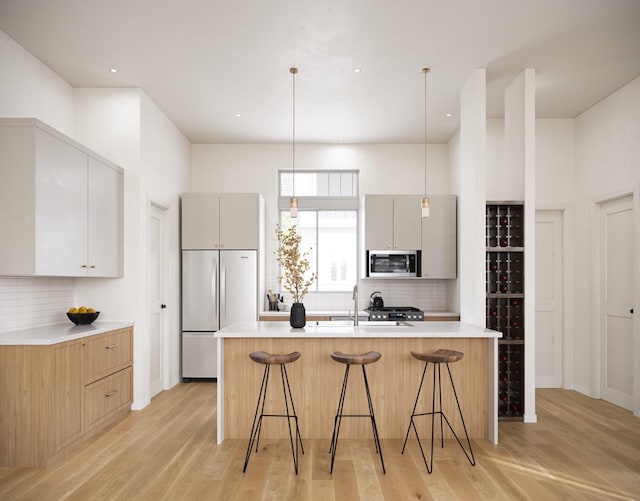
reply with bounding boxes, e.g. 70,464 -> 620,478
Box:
366,306 -> 424,321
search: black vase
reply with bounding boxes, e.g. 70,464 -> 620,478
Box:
290,302 -> 306,328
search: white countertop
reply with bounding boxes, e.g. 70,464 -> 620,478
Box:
0,321 -> 135,346
216,320 -> 501,339
258,310 -> 460,317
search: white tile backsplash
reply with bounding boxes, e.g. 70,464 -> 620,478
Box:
0,277 -> 74,333
267,279 -> 450,313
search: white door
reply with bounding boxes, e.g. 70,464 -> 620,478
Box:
149,203 -> 168,398
600,196 -> 634,410
535,211 -> 563,388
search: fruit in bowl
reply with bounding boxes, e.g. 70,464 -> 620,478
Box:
67,306 -> 100,325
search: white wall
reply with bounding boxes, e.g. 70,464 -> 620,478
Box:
74,89 -> 191,407
573,75 -> 640,402
140,93 -> 191,388
0,30 -> 75,136
457,69 -> 486,325
191,143 -> 453,311
0,28 -> 191,409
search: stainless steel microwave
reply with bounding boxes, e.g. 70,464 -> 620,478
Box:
367,250 -> 421,278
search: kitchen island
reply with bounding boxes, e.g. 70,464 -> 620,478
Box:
216,321 -> 501,445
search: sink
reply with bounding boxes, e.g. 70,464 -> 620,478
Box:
312,320 -> 412,327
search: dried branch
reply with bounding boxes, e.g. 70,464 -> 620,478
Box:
275,224 -> 317,303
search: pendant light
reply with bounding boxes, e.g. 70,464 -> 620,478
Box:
289,67 -> 299,218
421,67 -> 431,218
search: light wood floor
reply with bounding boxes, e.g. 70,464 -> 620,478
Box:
1,383 -> 639,500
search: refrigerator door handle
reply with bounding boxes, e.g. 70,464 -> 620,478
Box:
212,255 -> 219,327
221,261 -> 226,327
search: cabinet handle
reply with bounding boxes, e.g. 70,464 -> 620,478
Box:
90,265 -> 96,269
105,390 -> 118,397
105,343 -> 119,349
81,265 -> 88,268
387,244 -> 392,248
395,244 -> 398,248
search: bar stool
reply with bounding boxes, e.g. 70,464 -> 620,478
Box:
329,351 -> 385,474
401,349 -> 475,473
243,351 -> 304,474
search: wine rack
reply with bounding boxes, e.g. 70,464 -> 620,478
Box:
486,202 -> 524,420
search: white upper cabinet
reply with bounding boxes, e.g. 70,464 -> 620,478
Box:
219,195 -> 260,249
363,195 -> 421,250
181,194 -> 221,249
0,119 -> 124,278
363,193 -> 457,279
181,193 -> 262,250
87,157 -> 124,277
421,195 -> 457,279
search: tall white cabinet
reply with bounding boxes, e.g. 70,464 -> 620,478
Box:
0,118 -> 124,277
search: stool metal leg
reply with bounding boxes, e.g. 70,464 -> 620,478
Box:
282,363 -> 305,455
329,364 -> 350,473
362,365 -> 386,474
253,365 -> 271,453
280,364 -> 302,474
438,364 -> 444,448
243,364 -> 269,472
445,363 -> 476,466
402,362 -> 428,454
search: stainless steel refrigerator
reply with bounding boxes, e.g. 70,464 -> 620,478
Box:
181,249 -> 257,378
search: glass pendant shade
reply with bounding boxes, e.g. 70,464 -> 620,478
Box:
289,196 -> 298,218
421,196 -> 430,218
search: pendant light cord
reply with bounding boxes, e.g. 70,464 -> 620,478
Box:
291,67 -> 297,199
423,67 -> 428,197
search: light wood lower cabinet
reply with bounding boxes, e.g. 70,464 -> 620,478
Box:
0,327 -> 133,467
85,367 -> 133,431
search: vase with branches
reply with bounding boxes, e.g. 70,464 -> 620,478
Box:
275,224 -> 316,327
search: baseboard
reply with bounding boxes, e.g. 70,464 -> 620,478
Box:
571,384 -> 592,397
523,412 -> 537,423
132,397 -> 151,411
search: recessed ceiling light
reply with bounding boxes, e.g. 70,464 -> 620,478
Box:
235,113 -> 241,117
339,137 -> 344,141
109,68 -> 118,73
353,68 -> 361,73
445,113 -> 452,118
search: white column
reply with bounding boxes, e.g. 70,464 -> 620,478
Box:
458,69 -> 487,325
505,69 -> 537,423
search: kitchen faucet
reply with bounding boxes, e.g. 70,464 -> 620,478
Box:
352,284 -> 359,326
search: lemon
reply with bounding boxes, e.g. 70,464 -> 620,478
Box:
87,307 -> 96,313
78,306 -> 87,313
68,307 -> 78,313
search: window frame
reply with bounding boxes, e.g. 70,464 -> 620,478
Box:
277,169 -> 360,293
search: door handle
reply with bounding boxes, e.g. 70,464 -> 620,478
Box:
631,308 -> 634,314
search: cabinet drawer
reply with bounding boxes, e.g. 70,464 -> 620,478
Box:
85,367 -> 132,430
85,328 -> 132,384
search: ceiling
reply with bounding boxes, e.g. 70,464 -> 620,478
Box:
1,0 -> 639,144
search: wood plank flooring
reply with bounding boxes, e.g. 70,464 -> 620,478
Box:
1,383 -> 638,500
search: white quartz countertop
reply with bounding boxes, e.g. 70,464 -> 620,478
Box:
0,321 -> 135,345
216,320 -> 501,339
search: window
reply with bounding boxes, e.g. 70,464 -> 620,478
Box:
278,171 -> 358,292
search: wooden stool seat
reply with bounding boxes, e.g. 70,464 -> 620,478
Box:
330,351 -> 381,365
410,349 -> 463,364
249,351 -> 301,365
